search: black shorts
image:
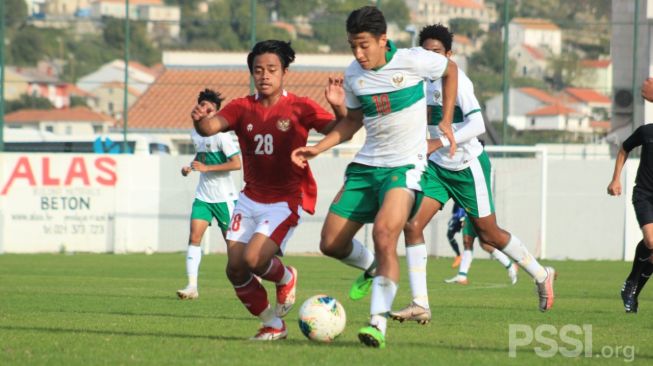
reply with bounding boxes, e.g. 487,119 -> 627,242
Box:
632,186 -> 653,227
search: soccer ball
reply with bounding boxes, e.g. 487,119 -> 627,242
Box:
297,294 -> 346,342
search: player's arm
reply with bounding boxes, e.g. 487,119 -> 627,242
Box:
428,80 -> 485,153
319,76 -> 348,135
191,104 -> 230,136
607,147 -> 629,196
608,127 -> 643,195
191,154 -> 241,173
291,110 -> 363,168
439,60 -> 458,157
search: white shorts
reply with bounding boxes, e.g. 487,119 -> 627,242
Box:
226,192 -> 302,254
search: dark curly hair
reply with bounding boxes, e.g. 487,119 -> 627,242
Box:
197,88 -> 224,109
419,24 -> 454,52
346,6 -> 387,36
247,40 -> 296,74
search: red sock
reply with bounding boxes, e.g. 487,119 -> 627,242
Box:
259,256 -> 286,283
234,276 -> 269,316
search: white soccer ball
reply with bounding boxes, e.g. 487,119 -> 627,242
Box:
297,294 -> 346,342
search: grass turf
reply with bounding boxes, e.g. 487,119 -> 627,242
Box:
0,254 -> 651,365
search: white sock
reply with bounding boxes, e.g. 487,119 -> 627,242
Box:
491,249 -> 513,268
341,238 -> 375,272
258,306 -> 283,329
186,244 -> 202,287
278,266 -> 292,286
501,234 -> 547,283
406,244 -> 429,309
459,249 -> 473,277
369,276 -> 397,335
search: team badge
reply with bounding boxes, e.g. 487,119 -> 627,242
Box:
391,72 -> 405,88
247,123 -> 253,132
277,119 -> 291,132
358,78 -> 364,88
433,90 -> 441,104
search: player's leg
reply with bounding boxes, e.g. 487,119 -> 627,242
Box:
447,152 -> 555,311
224,194 -> 289,340
325,171 -> 379,301
390,194 -> 441,324
622,195 -> 653,313
480,241 -> 518,285
177,199 -> 211,299
320,212 -> 372,300
359,187 -> 414,349
447,219 -> 462,268
446,230 -> 473,285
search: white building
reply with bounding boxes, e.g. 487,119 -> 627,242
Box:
4,107 -> 114,135
76,59 -> 160,95
406,0 -> 498,32
509,43 -> 550,79
89,0 -> 180,39
508,18 -> 561,56
576,59 -> 612,96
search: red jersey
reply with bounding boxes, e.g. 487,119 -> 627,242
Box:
218,91 -> 334,214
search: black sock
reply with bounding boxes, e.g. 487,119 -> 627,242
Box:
635,261 -> 653,297
447,231 -> 461,256
626,240 -> 651,282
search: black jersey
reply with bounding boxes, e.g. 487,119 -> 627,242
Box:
623,124 -> 653,190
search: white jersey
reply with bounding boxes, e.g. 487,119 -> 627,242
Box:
426,68 -> 484,171
191,130 -> 240,203
344,41 -> 448,168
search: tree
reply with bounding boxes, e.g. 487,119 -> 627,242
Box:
103,18 -> 161,66
4,0 -> 28,29
546,52 -> 581,90
449,18 -> 483,39
5,94 -> 54,113
378,0 -> 410,29
9,26 -> 66,66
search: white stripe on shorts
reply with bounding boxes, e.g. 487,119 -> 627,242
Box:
469,158 -> 491,217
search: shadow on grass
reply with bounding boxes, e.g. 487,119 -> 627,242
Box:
44,308 -> 253,321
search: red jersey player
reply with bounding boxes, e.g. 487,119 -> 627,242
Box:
191,40 -> 345,340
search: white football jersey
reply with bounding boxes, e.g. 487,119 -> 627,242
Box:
191,130 -> 240,203
426,68 -> 484,171
344,41 -> 448,168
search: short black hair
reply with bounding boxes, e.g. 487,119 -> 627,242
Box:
197,88 -> 224,109
419,24 -> 454,52
247,40 -> 296,74
346,6 -> 387,36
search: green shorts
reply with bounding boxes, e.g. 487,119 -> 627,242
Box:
190,199 -> 237,232
462,215 -> 477,238
329,163 -> 424,224
420,151 -> 495,218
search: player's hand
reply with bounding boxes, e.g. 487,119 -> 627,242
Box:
181,166 -> 192,176
325,77 -> 345,108
607,180 -> 622,196
291,146 -> 320,168
438,122 -> 457,157
190,101 -> 216,123
191,161 -> 208,173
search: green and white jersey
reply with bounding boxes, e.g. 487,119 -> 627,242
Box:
191,130 -> 240,203
426,67 -> 485,171
344,41 -> 448,168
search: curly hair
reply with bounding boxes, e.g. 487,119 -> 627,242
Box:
197,88 -> 224,109
418,24 -> 454,51
247,40 -> 296,74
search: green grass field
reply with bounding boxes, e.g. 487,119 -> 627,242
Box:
0,254 -> 651,365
